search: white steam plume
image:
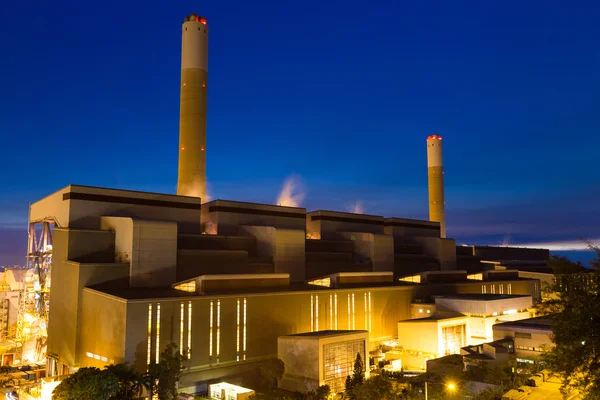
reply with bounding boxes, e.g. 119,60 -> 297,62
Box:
347,201 -> 365,214
276,175 -> 306,207
500,239 -> 600,251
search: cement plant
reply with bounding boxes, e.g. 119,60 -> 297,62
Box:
0,11 -> 578,400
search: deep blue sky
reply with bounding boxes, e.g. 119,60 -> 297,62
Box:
1,1 -> 599,265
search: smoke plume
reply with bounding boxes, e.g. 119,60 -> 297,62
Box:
347,201 -> 365,214
276,175 -> 306,207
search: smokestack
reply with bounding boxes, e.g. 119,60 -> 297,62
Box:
177,14 -> 208,199
427,134 -> 446,238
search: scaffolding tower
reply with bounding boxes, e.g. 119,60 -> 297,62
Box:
15,220 -> 53,364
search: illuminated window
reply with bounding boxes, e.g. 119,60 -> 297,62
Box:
347,294 -> 351,329
334,294 -> 338,330
155,303 -> 161,364
508,284 -> 512,294
315,295 -> 319,332
368,292 -> 372,332
180,303 -> 185,356
237,298 -> 240,362
323,339 -> 366,393
352,293 -> 355,330
147,304 -> 152,366
174,281 -> 196,292
311,295 -> 314,332
329,294 -> 333,330
398,274 -> 421,284
187,301 -> 192,359
499,284 -> 504,294
209,300 -> 214,357
467,273 -> 483,281
482,285 -> 487,294
217,300 -> 221,363
364,293 -> 368,329
308,277 -> 331,287
491,285 -> 496,294
243,298 -> 247,360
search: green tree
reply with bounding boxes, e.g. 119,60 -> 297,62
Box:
352,374 -> 400,400
52,367 -> 120,400
104,363 -> 144,399
256,358 -> 285,392
351,353 -> 364,387
144,343 -> 186,400
306,384 -> 330,400
345,375 -> 354,397
537,244 -> 600,399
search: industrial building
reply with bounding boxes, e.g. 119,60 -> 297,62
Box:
29,183 -> 544,392
18,11 -> 554,396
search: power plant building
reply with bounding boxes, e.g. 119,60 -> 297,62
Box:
31,184 -> 545,392
25,12 -> 554,396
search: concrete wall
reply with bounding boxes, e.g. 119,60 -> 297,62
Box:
398,320 -> 439,355
434,296 -> 532,316
202,200 -> 306,236
79,290 -> 127,367
278,336 -> 320,392
472,246 -> 550,262
101,217 -> 178,287
340,232 -> 394,273
307,211 -> 384,240
240,226 -> 306,282
74,277 -> 539,385
47,229 -> 129,371
384,218 -> 441,239
30,185 -> 201,233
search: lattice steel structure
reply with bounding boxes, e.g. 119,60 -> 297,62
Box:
15,219 -> 53,364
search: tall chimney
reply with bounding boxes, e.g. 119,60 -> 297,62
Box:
177,14 -> 208,199
427,134 -> 446,238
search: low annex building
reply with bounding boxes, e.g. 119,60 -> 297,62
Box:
278,330 -> 369,393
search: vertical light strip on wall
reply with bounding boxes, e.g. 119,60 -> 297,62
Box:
364,293 -> 367,329
315,295 -> 319,332
180,302 -> 184,356
187,301 -> 192,359
310,295 -> 314,332
352,293 -> 355,330
329,294 -> 333,330
368,292 -> 372,332
155,303 -> 161,364
334,294 -> 338,330
243,298 -> 247,360
237,298 -> 240,362
347,294 -> 351,329
217,299 -> 221,363
209,300 -> 214,357
147,304 -> 152,366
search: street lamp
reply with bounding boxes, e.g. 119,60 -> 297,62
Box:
424,380 -> 456,400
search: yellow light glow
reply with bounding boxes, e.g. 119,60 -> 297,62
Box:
448,383 -> 456,391
187,301 -> 192,359
155,303 -> 161,364
147,304 -> 152,366
180,302 -> 184,356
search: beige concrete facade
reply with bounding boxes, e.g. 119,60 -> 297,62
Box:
31,183 -> 545,390
278,330 -> 369,393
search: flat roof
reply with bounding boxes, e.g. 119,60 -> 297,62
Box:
280,330 -> 368,338
400,312 -> 466,322
435,294 -> 531,301
493,316 -> 552,330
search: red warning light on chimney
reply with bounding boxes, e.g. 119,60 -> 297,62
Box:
200,17 -> 207,25
427,135 -> 442,141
